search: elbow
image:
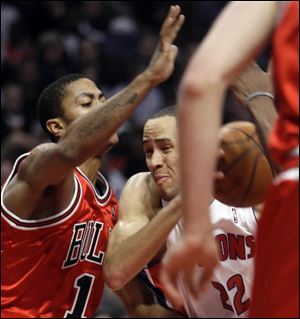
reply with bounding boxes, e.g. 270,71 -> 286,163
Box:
103,261 -> 128,291
179,77 -> 204,99
179,72 -> 223,100
103,275 -> 125,292
177,71 -> 227,115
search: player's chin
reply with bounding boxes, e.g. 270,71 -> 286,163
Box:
161,188 -> 177,202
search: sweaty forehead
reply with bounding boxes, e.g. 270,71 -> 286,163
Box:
143,116 -> 177,140
66,78 -> 100,96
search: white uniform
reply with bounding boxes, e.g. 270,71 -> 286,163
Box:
142,199 -> 257,318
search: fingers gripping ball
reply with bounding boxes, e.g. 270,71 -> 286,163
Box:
215,121 -> 275,207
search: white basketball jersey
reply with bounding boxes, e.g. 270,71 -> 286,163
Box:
166,199 -> 257,318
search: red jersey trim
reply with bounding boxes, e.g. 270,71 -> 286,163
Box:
1,164 -> 83,230
75,168 -> 112,205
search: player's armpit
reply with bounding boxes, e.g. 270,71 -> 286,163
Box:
253,204 -> 263,220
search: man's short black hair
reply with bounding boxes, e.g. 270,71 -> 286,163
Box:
36,73 -> 85,142
150,105 -> 176,120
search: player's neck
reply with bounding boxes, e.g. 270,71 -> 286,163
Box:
79,157 -> 102,185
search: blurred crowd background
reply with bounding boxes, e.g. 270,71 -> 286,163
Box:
1,1 -> 269,317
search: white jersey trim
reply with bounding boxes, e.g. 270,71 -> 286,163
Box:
274,167 -> 299,184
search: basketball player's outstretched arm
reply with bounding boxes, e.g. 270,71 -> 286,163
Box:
160,1 -> 279,308
103,172 -> 181,291
3,6 -> 185,219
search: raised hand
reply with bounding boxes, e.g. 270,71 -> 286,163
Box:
145,5 -> 185,85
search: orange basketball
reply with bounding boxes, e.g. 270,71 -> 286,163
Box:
214,121 -> 275,207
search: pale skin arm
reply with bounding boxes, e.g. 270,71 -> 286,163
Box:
103,172 -> 181,291
160,1 -> 279,308
115,277 -> 185,318
3,5 -> 185,219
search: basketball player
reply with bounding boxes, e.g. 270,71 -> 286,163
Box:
0,5 -> 184,318
161,2 -> 299,317
104,106 -> 258,317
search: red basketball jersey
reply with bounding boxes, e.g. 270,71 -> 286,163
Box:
269,1 -> 299,170
250,2 -> 299,317
1,153 -> 119,318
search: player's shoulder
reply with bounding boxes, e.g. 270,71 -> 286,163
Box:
120,172 -> 160,213
126,172 -> 151,186
2,143 -> 57,184
124,172 -> 158,195
12,143 -> 58,181
27,142 -> 57,155
18,142 -> 58,166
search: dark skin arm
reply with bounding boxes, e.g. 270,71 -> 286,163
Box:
230,60 -> 279,172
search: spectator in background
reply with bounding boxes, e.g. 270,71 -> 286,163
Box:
1,131 -> 42,184
37,31 -> 74,88
1,2 -> 21,62
1,83 -> 26,136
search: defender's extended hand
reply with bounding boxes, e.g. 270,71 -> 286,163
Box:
145,5 -> 185,86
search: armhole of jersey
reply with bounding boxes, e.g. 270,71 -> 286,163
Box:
161,199 -> 166,208
249,207 -> 259,233
240,207 -> 259,233
141,268 -> 174,310
1,158 -> 82,230
252,207 -> 259,225
75,167 -> 112,206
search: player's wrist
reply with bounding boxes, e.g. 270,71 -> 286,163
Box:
139,69 -> 159,87
244,91 -> 274,106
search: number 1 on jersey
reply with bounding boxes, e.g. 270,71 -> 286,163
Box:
65,274 -> 95,318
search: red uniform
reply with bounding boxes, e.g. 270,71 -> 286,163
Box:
250,1 -> 299,317
1,153 -> 119,318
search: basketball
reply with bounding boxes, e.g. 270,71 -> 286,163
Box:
214,121 -> 275,207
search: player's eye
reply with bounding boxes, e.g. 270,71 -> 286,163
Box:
162,146 -> 171,152
82,101 -> 92,107
144,150 -> 153,157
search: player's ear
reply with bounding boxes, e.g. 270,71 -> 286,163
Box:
46,118 -> 66,140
